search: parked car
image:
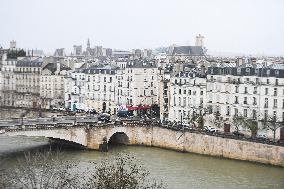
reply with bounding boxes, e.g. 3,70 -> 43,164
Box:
232,131 -> 245,137
117,110 -> 129,118
98,113 -> 111,123
88,109 -> 97,115
58,107 -> 65,111
204,126 -> 218,133
76,109 -> 85,113
257,134 -> 268,140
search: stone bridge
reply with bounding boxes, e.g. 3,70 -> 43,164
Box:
3,124 -> 284,167
4,125 -> 162,151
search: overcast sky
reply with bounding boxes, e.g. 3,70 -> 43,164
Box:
1,0 -> 284,55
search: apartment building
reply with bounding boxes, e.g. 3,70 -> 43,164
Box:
206,63 -> 284,137
168,72 -> 206,122
40,62 -> 71,109
116,60 -> 158,111
158,69 -> 171,121
64,72 -> 86,111
83,65 -> 117,114
0,53 -> 17,106
14,57 -> 42,108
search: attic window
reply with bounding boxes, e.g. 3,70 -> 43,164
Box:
267,70 -> 270,76
255,68 -> 259,75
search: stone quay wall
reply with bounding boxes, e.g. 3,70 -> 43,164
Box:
5,125 -> 284,167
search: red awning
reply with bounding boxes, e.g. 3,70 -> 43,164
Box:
126,106 -> 138,111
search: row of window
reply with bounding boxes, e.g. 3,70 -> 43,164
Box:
16,67 -> 41,72
209,75 -> 280,85
210,105 -> 284,121
173,96 -> 203,107
174,88 -> 204,96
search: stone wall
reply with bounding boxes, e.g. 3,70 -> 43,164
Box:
5,125 -> 284,167
150,127 -> 284,166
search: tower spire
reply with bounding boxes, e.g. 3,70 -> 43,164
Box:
87,38 -> 90,49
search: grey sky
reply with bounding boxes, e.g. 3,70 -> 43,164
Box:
1,0 -> 284,55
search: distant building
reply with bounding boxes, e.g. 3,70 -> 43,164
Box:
95,46 -> 103,57
10,40 -> 16,50
195,34 -> 204,47
73,45 -> 82,56
105,48 -> 112,57
113,50 -> 134,59
143,49 -> 152,58
54,48 -> 65,57
133,49 -> 142,59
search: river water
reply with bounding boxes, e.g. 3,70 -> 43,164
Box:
0,136 -> 284,189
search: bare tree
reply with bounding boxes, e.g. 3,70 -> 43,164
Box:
232,115 -> 245,132
0,157 -> 8,189
243,119 -> 258,138
86,154 -> 166,189
1,150 -> 166,189
263,116 -> 283,142
2,149 -> 82,189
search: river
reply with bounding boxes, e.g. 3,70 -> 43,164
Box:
0,136 -> 284,189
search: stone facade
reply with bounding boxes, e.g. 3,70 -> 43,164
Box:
40,63 -> 71,109
14,57 -> 42,108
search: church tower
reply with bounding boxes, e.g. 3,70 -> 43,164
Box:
87,38 -> 90,50
195,34 -> 204,47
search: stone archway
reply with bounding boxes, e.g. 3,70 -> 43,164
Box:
108,132 -> 129,145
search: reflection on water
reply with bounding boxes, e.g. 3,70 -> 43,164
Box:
1,136 -> 284,189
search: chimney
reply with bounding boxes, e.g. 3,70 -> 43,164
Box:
201,65 -> 205,76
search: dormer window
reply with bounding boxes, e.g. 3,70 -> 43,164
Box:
237,68 -> 241,75
255,68 -> 259,75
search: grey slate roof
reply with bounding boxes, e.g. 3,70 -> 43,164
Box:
42,63 -> 71,74
83,65 -> 118,75
126,60 -> 157,68
208,63 -> 284,78
172,46 -> 205,56
16,57 -> 43,67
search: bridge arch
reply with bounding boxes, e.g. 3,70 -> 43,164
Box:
108,132 -> 129,145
